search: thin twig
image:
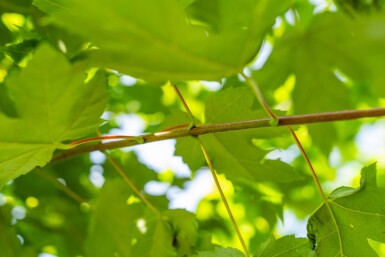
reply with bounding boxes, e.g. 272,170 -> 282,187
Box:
53,108 -> 385,161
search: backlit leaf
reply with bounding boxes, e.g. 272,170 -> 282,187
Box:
307,163 -> 385,256
202,87 -> 302,184
165,110 -> 206,171
254,235 -> 312,257
132,209 -> 199,257
255,11 -> 385,154
164,209 -> 197,256
0,44 -> 107,188
33,0 -> 291,81
85,179 -> 144,257
0,207 -> 24,257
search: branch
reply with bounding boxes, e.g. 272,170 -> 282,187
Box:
54,108 -> 385,161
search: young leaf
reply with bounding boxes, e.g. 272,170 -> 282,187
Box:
254,235 -> 312,257
307,163 -> 385,256
33,0 -> 291,81
0,44 -> 107,188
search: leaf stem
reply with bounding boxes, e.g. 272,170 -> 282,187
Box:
105,152 -> 160,216
198,137 -> 250,257
172,84 -> 250,257
241,71 -> 278,125
35,169 -> 89,206
288,127 -> 343,253
172,84 -> 196,128
53,108 -> 385,161
288,128 -> 325,199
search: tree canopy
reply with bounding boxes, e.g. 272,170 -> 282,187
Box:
1,0 -> 385,256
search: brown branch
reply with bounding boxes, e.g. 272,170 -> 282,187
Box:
53,108 -> 385,161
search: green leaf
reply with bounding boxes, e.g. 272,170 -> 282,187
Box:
193,247 -> 245,257
204,87 -> 286,136
307,123 -> 338,155
35,25 -> 88,59
203,133 -> 291,183
1,40 -> 39,64
85,179 -> 144,257
0,44 -> 107,188
104,152 -> 158,191
254,235 -> 312,257
0,205 -> 38,257
256,12 -> 385,154
173,87 -> 303,183
164,209 -> 198,256
178,0 -> 197,8
0,83 -> 18,118
307,163 -> 385,256
89,179 -> 198,257
202,87 -> 302,184
256,12 -> 369,112
335,0 -> 385,13
131,215 -> 176,257
0,24 -> 13,46
0,207 -> 23,257
175,86 -> 296,176
114,82 -> 167,114
164,110 -> 205,171
176,136 -> 205,172
11,163 -> 91,257
33,0 -> 291,81
233,181 -> 284,241
133,209 -> 199,257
